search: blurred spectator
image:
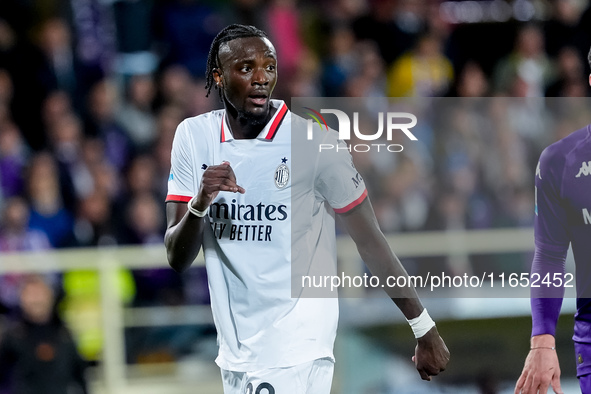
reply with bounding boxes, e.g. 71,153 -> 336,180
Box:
68,0 -> 116,78
47,112 -> 83,168
112,0 -> 158,76
373,154 -> 430,233
320,0 -> 366,26
0,121 -> 28,198
155,65 -> 200,116
343,41 -> 387,97
112,154 -> 165,244
284,49 -> 321,97
493,24 -> 555,97
82,138 -> 120,200
154,0 -> 224,79
434,102 -> 496,227
46,113 -> 90,207
152,105 -> 184,197
74,191 -> 116,247
122,193 -> 164,246
386,33 -> 454,97
575,3 -> 591,60
0,275 -> 88,394
424,188 -> 468,232
266,0 -> 305,95
495,186 -> 534,228
353,0 -> 424,66
26,152 -> 75,248
0,69 -> 13,124
60,268 -> 135,362
0,197 -> 51,313
424,0 -> 450,41
35,17 -> 104,115
115,74 -> 157,151
0,197 -> 50,253
449,61 -> 490,97
125,154 -> 160,198
84,78 -> 133,171
487,125 -> 533,204
37,19 -> 77,100
543,0 -> 584,58
545,46 -> 590,97
223,0 -> 268,30
41,90 -> 75,134
321,24 -> 358,96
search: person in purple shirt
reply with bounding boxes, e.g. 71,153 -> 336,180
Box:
515,49 -> 591,394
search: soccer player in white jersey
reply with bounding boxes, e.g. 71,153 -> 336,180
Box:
164,24 -> 449,393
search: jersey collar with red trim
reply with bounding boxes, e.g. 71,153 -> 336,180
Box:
220,100 -> 288,143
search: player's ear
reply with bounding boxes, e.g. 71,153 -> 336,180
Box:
588,74 -> 591,87
213,69 -> 223,87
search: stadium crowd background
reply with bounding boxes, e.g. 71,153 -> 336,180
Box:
1,0 -> 591,374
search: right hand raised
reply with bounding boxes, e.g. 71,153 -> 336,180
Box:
514,335 -> 563,394
192,161 -> 245,211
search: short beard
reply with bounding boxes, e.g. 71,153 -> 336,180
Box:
237,108 -> 269,127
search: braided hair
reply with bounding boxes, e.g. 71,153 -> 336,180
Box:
205,24 -> 269,98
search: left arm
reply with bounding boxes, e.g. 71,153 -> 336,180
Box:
515,148 -> 568,394
338,197 -> 449,380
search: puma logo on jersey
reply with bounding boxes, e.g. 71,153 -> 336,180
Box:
576,161 -> 591,178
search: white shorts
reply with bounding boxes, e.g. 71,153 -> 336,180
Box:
221,358 -> 334,394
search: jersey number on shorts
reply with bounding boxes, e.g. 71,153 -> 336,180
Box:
246,382 -> 275,394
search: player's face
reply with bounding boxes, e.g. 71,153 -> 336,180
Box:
215,36 -> 277,123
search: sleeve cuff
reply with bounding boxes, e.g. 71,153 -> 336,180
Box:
165,194 -> 193,203
333,189 -> 368,214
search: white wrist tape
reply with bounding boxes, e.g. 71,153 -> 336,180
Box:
407,308 -> 435,338
187,196 -> 209,218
